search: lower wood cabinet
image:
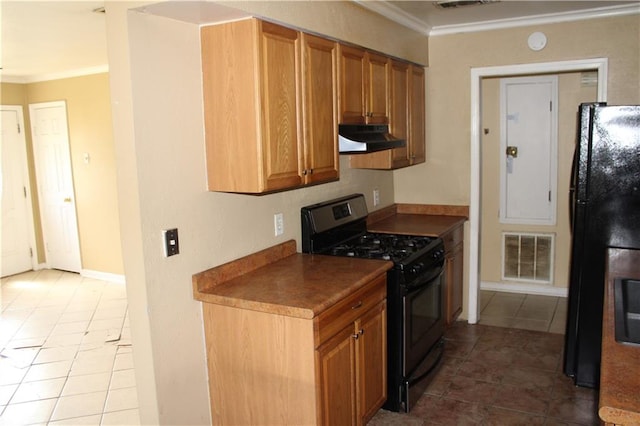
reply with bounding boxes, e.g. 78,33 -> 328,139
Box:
202,274 -> 387,425
444,224 -> 464,326
317,298 -> 387,425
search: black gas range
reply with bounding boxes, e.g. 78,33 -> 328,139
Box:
301,194 -> 445,413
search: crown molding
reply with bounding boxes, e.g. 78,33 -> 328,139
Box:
353,0 -> 432,36
353,1 -> 640,37
431,3 -> 640,36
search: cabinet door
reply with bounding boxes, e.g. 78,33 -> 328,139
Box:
409,65 -> 426,165
388,60 -> 411,168
317,325 -> 357,426
338,44 -> 367,124
302,33 -> 339,185
356,301 -> 387,425
446,243 -> 464,326
365,52 -> 390,125
259,21 -> 304,191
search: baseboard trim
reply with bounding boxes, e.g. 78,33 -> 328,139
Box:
81,269 -> 126,284
481,281 -> 568,297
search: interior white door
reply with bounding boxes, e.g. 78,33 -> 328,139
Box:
1,106 -> 35,277
500,76 -> 558,225
30,101 -> 82,273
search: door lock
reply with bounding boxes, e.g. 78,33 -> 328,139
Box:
506,146 -> 518,157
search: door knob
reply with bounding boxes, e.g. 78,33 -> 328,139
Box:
506,146 -> 518,157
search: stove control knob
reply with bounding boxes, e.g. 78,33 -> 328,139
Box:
410,262 -> 424,274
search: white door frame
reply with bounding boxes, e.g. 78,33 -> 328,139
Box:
467,58 -> 608,324
1,105 -> 38,274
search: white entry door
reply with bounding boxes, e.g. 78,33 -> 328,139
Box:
1,106 -> 35,277
500,76 -> 558,225
30,101 -> 82,272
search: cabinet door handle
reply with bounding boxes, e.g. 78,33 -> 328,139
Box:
351,301 -> 363,310
302,169 -> 307,175
359,328 -> 364,335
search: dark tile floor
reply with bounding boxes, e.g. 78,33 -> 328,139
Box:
369,321 -> 599,425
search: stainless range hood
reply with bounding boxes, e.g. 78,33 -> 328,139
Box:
338,124 -> 406,154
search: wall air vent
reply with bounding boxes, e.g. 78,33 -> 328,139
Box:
434,0 -> 500,9
502,232 -> 554,284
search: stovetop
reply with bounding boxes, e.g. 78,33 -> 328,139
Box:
328,233 -> 436,262
301,194 -> 447,271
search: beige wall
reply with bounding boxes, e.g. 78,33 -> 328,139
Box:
106,1 -> 427,424
394,14 -> 640,319
480,74 -> 597,289
1,75 -> 124,275
395,14 -> 640,206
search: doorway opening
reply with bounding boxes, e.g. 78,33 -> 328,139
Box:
467,58 -> 608,324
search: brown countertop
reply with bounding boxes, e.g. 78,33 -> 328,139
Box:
367,204 -> 467,238
599,247 -> 640,425
369,213 -> 466,237
193,240 -> 392,319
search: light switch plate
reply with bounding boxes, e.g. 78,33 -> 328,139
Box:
274,213 -> 284,236
163,228 -> 179,257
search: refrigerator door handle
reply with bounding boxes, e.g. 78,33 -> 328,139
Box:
569,145 -> 579,233
569,188 -> 575,232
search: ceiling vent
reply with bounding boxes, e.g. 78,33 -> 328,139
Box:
434,0 -> 500,9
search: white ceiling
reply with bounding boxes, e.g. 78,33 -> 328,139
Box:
1,1 -> 638,83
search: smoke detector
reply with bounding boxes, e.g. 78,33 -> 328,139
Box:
434,0 -> 500,9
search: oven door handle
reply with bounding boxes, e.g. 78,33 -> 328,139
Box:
404,267 -> 444,294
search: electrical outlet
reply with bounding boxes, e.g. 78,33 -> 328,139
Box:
373,189 -> 380,207
274,213 -> 284,236
162,228 -> 179,257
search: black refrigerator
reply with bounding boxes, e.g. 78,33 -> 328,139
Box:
564,103 -> 640,388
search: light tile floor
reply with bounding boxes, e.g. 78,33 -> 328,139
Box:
478,290 -> 568,334
0,270 -> 139,426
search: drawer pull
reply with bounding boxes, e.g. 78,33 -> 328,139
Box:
351,301 -> 363,310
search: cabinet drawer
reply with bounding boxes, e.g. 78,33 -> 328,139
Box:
314,274 -> 386,347
442,224 -> 463,251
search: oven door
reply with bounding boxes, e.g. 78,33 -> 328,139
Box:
403,267 -> 445,375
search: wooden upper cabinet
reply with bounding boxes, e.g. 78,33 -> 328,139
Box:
338,45 -> 367,124
259,22 -> 303,191
338,45 -> 390,125
301,33 -> 339,185
408,64 -> 426,165
365,52 -> 390,125
201,19 -> 337,193
348,61 -> 426,170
